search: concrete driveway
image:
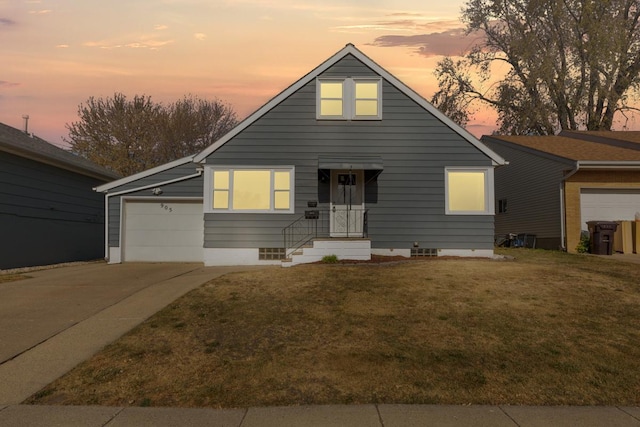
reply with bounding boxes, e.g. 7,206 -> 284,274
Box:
0,263 -> 205,363
0,262 -> 263,405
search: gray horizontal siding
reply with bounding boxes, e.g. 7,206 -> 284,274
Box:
483,138 -> 572,249
107,163 -> 203,247
203,56 -> 495,251
0,151 -> 107,269
320,54 -> 378,77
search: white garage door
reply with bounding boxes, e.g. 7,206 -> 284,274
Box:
580,189 -> 640,231
123,200 -> 204,262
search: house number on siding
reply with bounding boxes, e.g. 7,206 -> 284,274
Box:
160,203 -> 173,212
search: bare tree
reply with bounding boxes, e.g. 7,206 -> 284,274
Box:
432,0 -> 640,134
66,93 -> 238,176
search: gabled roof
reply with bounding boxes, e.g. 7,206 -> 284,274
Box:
484,134 -> 640,163
94,155 -> 195,192
0,122 -> 120,181
193,44 -> 506,166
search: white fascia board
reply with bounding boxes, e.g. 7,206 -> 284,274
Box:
193,44 -> 507,166
95,155 -> 195,192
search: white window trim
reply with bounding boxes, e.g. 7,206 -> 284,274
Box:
316,77 -> 382,120
204,166 -> 295,214
444,167 -> 495,215
316,78 -> 348,120
352,77 -> 382,120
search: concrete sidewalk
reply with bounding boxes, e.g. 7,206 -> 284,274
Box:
1,403 -> 639,426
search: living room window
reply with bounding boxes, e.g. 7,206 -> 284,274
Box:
205,167 -> 294,213
317,77 -> 382,120
445,168 -> 494,215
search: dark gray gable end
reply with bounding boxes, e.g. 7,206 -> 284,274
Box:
194,44 -> 505,166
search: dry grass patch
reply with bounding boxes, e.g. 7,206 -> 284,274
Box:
0,274 -> 30,283
28,249 -> 640,407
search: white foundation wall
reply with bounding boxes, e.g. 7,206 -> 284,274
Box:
371,248 -> 411,257
438,249 -> 494,258
203,248 -> 281,266
108,247 -> 121,264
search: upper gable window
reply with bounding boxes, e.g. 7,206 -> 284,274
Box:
317,77 -> 382,120
318,80 -> 346,118
354,80 -> 380,117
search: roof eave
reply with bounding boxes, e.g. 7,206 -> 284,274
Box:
481,135 -> 576,165
1,141 -> 120,181
94,155 -> 195,192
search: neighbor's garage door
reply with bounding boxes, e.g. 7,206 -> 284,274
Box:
123,200 -> 204,262
580,189 -> 640,230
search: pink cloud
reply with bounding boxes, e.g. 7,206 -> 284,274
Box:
0,80 -> 20,88
371,28 -> 483,57
0,17 -> 17,26
83,38 -> 174,50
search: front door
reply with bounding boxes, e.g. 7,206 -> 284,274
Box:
330,170 -> 364,237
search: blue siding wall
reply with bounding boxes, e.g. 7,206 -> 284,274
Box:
0,151 -> 106,269
202,55 -> 495,250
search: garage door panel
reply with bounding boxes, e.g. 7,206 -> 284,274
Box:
124,216 -> 203,232
580,189 -> 640,230
123,200 -> 204,262
125,230 -> 203,247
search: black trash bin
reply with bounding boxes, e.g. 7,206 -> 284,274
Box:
586,221 -> 618,255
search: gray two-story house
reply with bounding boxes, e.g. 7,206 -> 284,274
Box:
96,44 -> 506,266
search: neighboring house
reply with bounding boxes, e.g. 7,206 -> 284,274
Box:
96,44 -> 506,266
482,134 -> 640,253
0,122 -> 120,270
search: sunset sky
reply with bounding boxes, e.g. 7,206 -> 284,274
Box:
0,0 -> 561,147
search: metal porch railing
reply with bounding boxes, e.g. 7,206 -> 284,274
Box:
282,208 -> 369,257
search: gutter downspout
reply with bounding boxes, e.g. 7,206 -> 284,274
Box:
96,168 -> 204,261
559,162 -> 580,251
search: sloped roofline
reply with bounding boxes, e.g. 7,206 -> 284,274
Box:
0,122 -> 120,182
94,155 -> 195,192
193,44 -> 506,166
481,135 -> 578,165
483,134 -> 640,164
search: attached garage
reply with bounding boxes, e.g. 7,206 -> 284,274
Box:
580,188 -> 640,230
122,199 -> 204,262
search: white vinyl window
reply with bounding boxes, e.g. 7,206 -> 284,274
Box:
205,167 -> 294,213
353,79 -> 381,118
445,168 -> 494,215
317,77 -> 382,120
318,80 -> 346,119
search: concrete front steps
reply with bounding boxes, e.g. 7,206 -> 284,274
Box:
282,238 -> 371,267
